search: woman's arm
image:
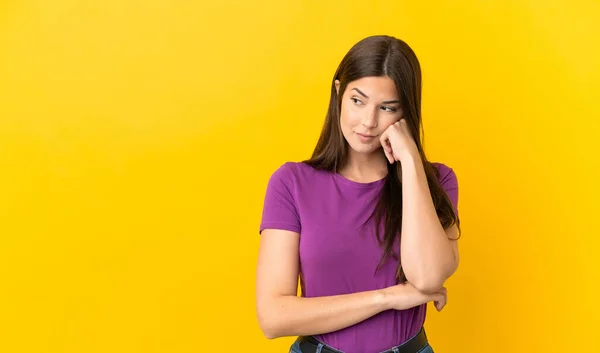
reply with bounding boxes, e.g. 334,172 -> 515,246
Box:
255,229 -> 446,339
398,152 -> 459,293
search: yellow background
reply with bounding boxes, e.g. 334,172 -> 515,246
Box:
1,1 -> 598,352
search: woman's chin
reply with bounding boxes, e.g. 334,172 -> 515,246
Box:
348,142 -> 380,155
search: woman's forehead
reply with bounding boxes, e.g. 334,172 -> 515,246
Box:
346,76 -> 399,100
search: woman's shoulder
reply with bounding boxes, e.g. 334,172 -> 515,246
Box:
430,161 -> 458,188
266,160 -> 329,184
431,161 -> 453,174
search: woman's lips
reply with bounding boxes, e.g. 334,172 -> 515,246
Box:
356,132 -> 376,142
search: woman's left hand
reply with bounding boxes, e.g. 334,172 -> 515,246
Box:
379,118 -> 419,164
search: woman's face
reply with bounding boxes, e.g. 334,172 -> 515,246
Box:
336,76 -> 403,155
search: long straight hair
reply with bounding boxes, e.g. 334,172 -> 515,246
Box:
303,35 -> 461,283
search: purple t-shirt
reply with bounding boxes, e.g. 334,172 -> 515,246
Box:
259,161 -> 459,353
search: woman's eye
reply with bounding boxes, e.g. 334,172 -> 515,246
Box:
351,98 -> 363,105
381,106 -> 397,112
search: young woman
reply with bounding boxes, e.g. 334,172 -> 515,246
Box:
256,35 -> 461,353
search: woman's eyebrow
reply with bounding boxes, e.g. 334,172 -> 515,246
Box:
351,87 -> 369,98
350,88 -> 400,104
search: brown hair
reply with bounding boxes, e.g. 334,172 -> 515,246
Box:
303,35 -> 461,283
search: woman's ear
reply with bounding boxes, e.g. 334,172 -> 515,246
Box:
334,80 -> 340,95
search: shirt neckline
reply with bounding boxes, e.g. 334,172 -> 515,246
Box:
333,172 -> 387,188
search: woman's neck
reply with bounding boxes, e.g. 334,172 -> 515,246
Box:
338,150 -> 388,183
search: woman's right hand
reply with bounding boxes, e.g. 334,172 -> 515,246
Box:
380,282 -> 447,312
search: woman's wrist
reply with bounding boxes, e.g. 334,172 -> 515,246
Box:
374,286 -> 393,311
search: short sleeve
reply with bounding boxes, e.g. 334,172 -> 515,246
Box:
259,163 -> 301,234
438,164 -> 459,218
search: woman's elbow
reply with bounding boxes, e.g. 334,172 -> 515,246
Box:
407,271 -> 448,293
259,324 -> 279,340
257,304 -> 284,339
413,271 -> 457,293
412,278 -> 445,294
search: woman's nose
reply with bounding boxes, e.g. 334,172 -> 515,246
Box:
361,109 -> 378,128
